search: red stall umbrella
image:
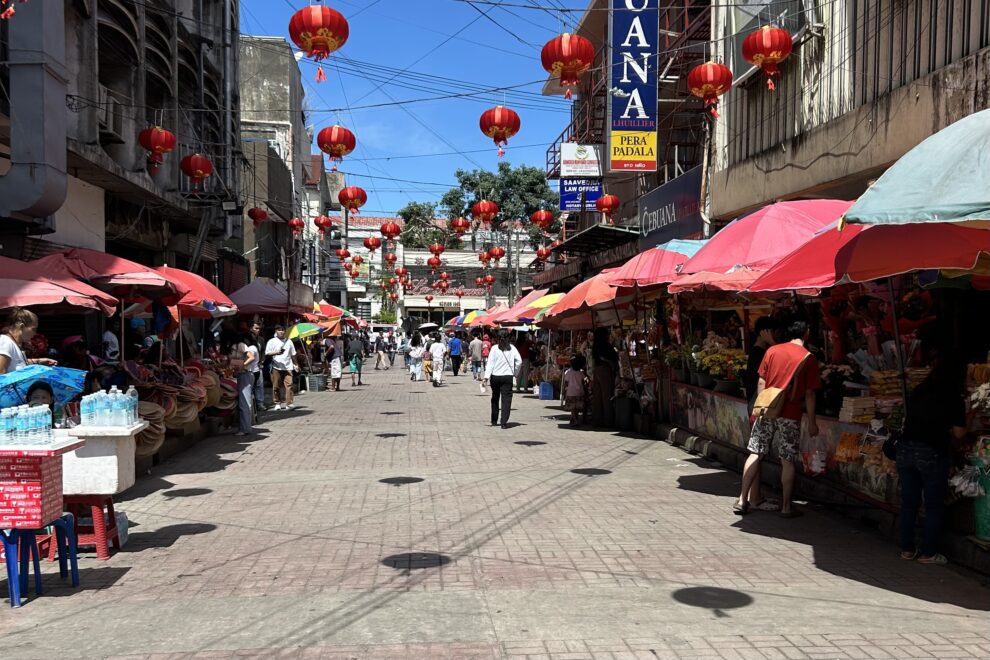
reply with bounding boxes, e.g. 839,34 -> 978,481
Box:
0,256 -> 118,315
154,266 -> 237,318
32,247 -> 188,299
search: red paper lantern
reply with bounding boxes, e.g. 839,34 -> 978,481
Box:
379,281 -> 388,291
439,271 -> 450,281
472,200 -> 499,224
425,295 -> 434,304
335,248 -> 350,260
180,153 -> 213,189
313,214 -> 333,239
531,210 -> 554,231
317,124 -> 356,169
339,186 -> 368,214
384,253 -> 398,266
427,256 -> 442,272
455,289 -> 465,298
394,266 -> 408,277
350,268 -> 360,278
475,277 -> 484,286
536,247 -> 551,261
742,26 -> 793,91
451,217 -> 471,235
389,277 -> 398,287
248,207 -> 268,228
288,5 -> 349,82
541,33 -> 595,100
483,274 -> 495,286
479,106 -> 521,157
138,126 -> 176,174
390,292 -> 399,302
487,246 -> 506,264
596,194 -> 620,222
287,217 -> 305,240
352,255 -> 364,266
363,236 -> 381,253
428,242 -> 445,256
478,251 -> 492,267
439,281 -> 449,291
688,62 -> 733,118
380,221 -> 402,240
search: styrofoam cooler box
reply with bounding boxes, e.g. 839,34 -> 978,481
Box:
0,456 -> 64,528
63,422 -> 147,495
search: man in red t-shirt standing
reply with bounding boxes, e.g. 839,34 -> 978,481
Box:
735,320 -> 821,517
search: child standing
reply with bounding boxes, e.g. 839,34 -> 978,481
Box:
563,355 -> 589,426
422,342 -> 433,382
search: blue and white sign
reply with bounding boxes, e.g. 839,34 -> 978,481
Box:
609,0 -> 659,172
560,179 -> 603,212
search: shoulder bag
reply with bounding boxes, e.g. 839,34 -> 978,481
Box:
751,352 -> 812,420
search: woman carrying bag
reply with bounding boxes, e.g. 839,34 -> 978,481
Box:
484,331 -> 523,429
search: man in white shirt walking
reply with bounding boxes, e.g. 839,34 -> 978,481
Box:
264,326 -> 297,410
429,334 -> 447,387
483,331 -> 523,428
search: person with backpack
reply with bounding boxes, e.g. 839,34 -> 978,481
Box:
735,320 -> 821,518
264,325 -> 297,411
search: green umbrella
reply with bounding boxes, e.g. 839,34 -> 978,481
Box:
288,322 -> 323,340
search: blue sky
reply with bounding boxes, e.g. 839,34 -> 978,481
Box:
242,0 -> 577,218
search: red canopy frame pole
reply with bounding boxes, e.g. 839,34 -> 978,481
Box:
120,300 -> 125,364
178,308 -> 184,367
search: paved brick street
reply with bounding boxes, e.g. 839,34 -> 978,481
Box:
3,368 -> 989,659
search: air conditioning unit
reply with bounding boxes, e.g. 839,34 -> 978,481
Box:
97,84 -> 125,144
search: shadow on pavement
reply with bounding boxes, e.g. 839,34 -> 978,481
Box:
672,586 -> 753,618
120,523 -> 218,552
514,441 -> 546,447
162,488 -> 213,498
677,472 -> 741,498
33,567 -> 132,598
570,468 -> 612,476
378,476 -> 425,486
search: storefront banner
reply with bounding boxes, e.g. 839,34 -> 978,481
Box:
638,166 -> 703,250
609,0 -> 659,172
559,179 -> 603,212
560,143 -> 603,178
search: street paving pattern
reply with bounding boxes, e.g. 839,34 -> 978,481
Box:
3,368 -> 990,659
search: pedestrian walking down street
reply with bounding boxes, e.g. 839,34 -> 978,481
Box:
590,328 -> 618,427
400,333 -> 411,368
448,332 -> 463,376
408,332 -> 424,381
897,350 -> 967,565
736,320 -> 821,518
514,332 -> 532,393
375,335 -> 389,370
347,333 -> 365,386
484,330 -> 522,428
468,332 -> 484,380
387,333 -> 397,367
250,321 -> 266,412
232,333 -> 258,436
265,325 -> 297,411
430,333 -> 447,387
326,335 -> 343,391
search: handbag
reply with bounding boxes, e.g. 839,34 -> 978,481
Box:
751,352 -> 812,420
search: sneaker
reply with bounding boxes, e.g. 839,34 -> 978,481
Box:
285,404 -> 295,410
273,404 -> 284,411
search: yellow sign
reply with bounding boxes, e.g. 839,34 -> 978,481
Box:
610,130 -> 657,171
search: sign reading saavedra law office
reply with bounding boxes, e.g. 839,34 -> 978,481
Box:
609,0 -> 658,172
638,166 -> 703,250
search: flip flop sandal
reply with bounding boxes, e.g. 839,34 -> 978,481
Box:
732,502 -> 750,515
918,554 -> 948,565
900,551 -> 919,560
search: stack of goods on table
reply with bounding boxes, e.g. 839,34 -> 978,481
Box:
868,368 -> 929,397
123,360 -> 236,441
839,397 -> 876,423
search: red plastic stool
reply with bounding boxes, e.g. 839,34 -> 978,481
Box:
56,496 -> 120,561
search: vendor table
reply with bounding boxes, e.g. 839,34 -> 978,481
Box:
62,421 -> 149,495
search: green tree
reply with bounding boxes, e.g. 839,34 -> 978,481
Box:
397,201 -> 462,250
439,161 -> 561,250
372,309 -> 397,323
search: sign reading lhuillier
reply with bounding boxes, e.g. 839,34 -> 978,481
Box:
608,0 -> 659,172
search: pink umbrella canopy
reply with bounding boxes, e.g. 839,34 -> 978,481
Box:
540,270 -> 633,328
748,223 -> 990,293
154,266 -> 237,318
0,256 -> 118,315
668,267 -> 764,294
32,247 -> 188,300
609,241 -> 706,289
488,289 -> 549,325
680,200 -> 854,274
469,304 -> 509,327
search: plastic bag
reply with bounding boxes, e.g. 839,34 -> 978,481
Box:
950,466 -> 986,498
800,433 -> 833,476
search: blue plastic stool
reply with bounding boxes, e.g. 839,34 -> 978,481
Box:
1,529 -> 40,608
50,514 -> 80,587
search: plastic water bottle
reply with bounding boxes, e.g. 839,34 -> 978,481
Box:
81,395 -> 91,426
15,407 -> 28,444
127,386 -> 139,424
41,406 -> 52,443
112,391 -> 125,426
0,410 -> 12,445
96,391 -> 110,426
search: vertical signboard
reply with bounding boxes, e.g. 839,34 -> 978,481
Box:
609,0 -> 659,172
